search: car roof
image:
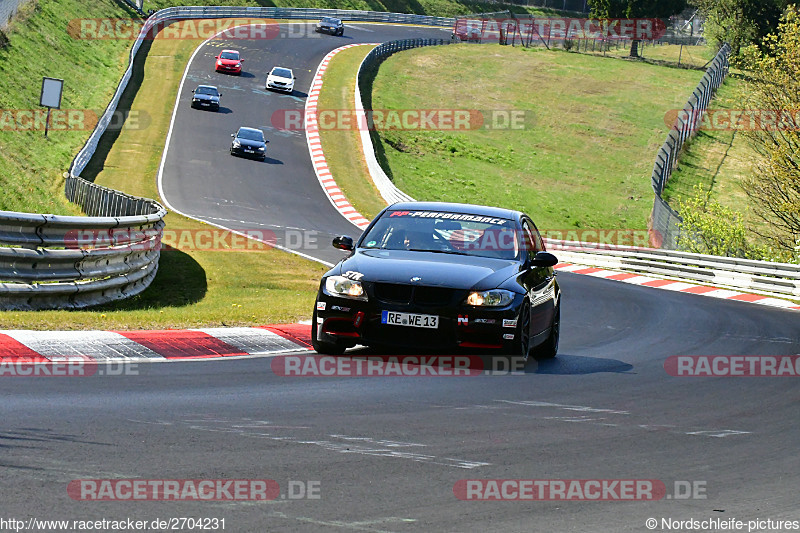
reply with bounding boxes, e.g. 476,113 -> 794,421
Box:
237,127 -> 263,134
271,66 -> 292,72
386,202 -> 522,221
220,49 -> 239,54
322,17 -> 341,22
196,85 -> 218,90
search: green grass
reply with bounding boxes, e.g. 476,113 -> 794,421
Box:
662,75 -> 767,235
316,44 -> 388,220
0,15 -> 327,330
369,44 -> 706,232
0,0 -> 140,214
143,0 -> 578,18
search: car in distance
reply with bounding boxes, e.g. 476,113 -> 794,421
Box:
230,127 -> 268,160
215,49 -> 243,75
312,202 -> 560,361
315,17 -> 344,36
190,85 -> 221,111
265,67 -> 295,94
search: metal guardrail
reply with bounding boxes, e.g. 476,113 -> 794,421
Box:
548,239 -> 800,299
355,38 -> 452,204
649,43 -> 731,249
3,6 -> 461,311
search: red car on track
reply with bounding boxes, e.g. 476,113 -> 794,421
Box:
215,49 -> 243,75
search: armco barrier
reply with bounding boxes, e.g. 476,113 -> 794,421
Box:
355,38 -> 453,204
351,38 -> 800,296
548,239 -> 800,299
3,6 -> 459,311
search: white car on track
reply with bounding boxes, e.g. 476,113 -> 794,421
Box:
266,67 -> 295,94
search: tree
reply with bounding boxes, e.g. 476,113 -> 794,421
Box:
735,5 -> 800,254
589,0 -> 687,57
690,0 -> 789,58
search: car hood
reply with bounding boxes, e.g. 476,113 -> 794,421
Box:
236,138 -> 265,148
333,249 -> 521,291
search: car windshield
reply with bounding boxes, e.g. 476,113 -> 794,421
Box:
195,86 -> 218,96
237,129 -> 264,142
322,18 -> 339,24
219,51 -> 239,60
271,68 -> 292,78
360,210 -> 519,260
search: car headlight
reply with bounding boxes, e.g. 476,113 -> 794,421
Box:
235,63 -> 241,68
324,276 -> 367,300
232,140 -> 241,148
465,289 -> 514,307
257,146 -> 265,151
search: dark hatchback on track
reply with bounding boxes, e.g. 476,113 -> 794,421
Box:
312,202 -> 560,360
230,127 -> 268,160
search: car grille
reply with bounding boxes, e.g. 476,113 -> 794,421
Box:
372,283 -> 459,306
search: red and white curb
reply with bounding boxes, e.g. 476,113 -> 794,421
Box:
555,262 -> 800,311
0,324 -> 312,364
305,44 -> 379,231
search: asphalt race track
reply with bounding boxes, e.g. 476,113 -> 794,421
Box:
2,22 -> 800,533
159,22 -> 451,265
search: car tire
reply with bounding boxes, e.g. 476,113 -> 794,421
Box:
532,304 -> 559,360
514,298 -> 533,361
311,308 -> 347,355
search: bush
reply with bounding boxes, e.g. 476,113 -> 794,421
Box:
676,184 -> 766,259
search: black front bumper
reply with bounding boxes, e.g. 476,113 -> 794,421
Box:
314,289 -> 524,352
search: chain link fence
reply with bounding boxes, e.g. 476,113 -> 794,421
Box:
0,0 -> 27,30
649,43 -> 731,249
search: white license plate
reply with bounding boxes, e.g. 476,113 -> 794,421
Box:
244,149 -> 254,153
381,310 -> 438,329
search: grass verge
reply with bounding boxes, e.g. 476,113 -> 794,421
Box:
316,44 -> 388,220
368,44 -> 706,232
661,75 -> 768,236
0,0 -> 139,214
0,17 -> 328,330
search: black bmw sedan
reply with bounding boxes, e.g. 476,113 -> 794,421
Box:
190,85 -> 221,111
312,202 -> 560,361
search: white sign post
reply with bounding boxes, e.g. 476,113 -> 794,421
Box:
40,77 -> 63,138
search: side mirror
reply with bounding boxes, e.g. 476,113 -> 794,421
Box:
191,89 -> 195,93
231,133 -> 235,137
332,235 -> 354,251
265,139 -> 270,143
530,251 -> 558,268
215,55 -> 220,59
